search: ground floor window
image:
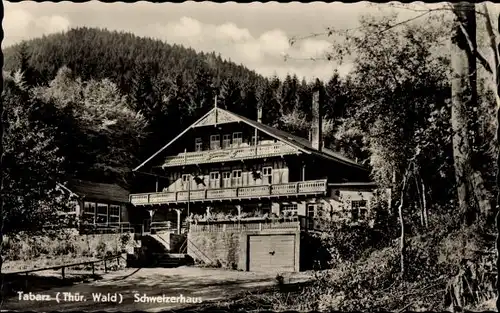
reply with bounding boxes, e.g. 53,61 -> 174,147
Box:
96,203 -> 108,224
82,201 -> 121,225
83,201 -> 96,223
109,204 -> 121,223
351,200 -> 368,220
307,204 -> 315,229
281,203 -> 298,217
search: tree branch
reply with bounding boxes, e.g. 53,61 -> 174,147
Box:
459,21 -> 493,74
290,9 -> 437,47
450,3 -> 494,75
389,3 -> 487,18
379,11 -> 431,34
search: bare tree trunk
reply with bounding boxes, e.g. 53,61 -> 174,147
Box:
495,13 -> 500,313
421,179 -> 428,228
451,2 -> 479,226
470,171 -> 493,215
452,5 -> 499,310
414,175 -> 425,227
398,172 -> 409,276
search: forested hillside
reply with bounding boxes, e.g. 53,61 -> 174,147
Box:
3,27 -> 351,185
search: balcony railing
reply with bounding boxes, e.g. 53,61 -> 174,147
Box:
189,220 -> 301,233
163,143 -> 298,167
79,222 -> 138,234
130,179 -> 327,206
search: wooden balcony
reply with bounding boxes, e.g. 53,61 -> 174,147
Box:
189,219 -> 301,233
163,143 -> 298,167
188,216 -> 318,233
130,179 -> 328,206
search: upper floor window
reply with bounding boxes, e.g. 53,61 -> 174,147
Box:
222,134 -> 231,149
351,200 -> 368,220
181,174 -> 190,190
262,167 -> 273,184
232,132 -> 243,147
210,135 -> 220,150
195,138 -> 203,152
222,171 -> 231,187
209,172 -> 220,188
232,170 -> 243,186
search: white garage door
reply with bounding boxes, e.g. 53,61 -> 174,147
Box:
248,235 -> 295,272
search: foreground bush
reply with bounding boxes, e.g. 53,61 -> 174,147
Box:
1,229 -> 135,267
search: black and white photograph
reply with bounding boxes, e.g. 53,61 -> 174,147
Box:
1,1 -> 500,311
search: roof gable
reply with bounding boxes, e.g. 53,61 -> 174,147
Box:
133,107 -> 367,171
193,108 -> 240,127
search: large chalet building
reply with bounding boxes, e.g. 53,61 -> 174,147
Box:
129,90 -> 384,272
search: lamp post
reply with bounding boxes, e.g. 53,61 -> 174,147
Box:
187,174 -> 191,216
186,173 -> 191,233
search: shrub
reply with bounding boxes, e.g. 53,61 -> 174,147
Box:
95,241 -> 107,257
120,233 -> 131,251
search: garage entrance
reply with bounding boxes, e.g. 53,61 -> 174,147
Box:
247,234 -> 296,272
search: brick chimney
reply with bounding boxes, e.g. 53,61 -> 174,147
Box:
257,106 -> 263,123
311,88 -> 322,151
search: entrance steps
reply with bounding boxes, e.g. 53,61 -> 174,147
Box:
151,252 -> 192,268
127,233 -> 191,268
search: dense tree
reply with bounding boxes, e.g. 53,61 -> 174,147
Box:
257,76 -> 282,127
35,67 -> 148,186
278,74 -> 300,116
2,72 -> 68,234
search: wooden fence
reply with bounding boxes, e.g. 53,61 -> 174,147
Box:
1,253 -> 127,289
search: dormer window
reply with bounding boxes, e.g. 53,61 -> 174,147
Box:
195,138 -> 202,152
210,134 -> 220,150
232,132 -> 243,147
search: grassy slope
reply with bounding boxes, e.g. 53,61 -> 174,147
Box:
2,229 -> 136,272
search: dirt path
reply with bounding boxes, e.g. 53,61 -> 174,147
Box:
1,267 -> 311,312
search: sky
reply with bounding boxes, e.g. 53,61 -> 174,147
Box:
2,1 -> 492,81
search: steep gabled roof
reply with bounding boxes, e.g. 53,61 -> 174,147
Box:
133,108 -> 217,171
65,179 -> 130,203
134,107 -> 367,171
228,110 -> 366,170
